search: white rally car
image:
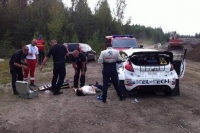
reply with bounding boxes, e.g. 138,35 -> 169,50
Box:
117,47 -> 186,96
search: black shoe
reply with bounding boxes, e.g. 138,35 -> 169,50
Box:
53,91 -> 63,95
102,98 -> 106,103
108,83 -> 111,87
13,91 -> 19,95
120,96 -> 126,101
49,87 -> 55,92
95,81 -> 99,85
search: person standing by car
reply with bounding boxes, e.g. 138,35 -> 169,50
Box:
173,31 -> 178,39
9,46 -> 29,95
98,43 -> 125,103
39,40 -> 68,95
24,39 -> 39,86
36,35 -> 45,65
71,50 -> 87,89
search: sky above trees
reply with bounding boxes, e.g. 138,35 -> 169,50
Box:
63,0 -> 200,36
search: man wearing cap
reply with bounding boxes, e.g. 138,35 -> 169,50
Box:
36,35 -> 45,65
98,43 -> 125,103
9,46 -> 29,95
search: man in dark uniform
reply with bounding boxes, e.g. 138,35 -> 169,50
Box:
39,40 -> 68,95
98,43 -> 125,103
71,50 -> 87,89
9,46 -> 29,95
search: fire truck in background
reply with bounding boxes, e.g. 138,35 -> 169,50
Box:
104,35 -> 143,51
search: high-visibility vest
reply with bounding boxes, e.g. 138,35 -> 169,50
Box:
36,39 -> 45,51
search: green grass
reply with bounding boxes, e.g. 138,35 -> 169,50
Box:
0,59 -> 68,85
41,68 -> 52,73
0,59 -> 10,84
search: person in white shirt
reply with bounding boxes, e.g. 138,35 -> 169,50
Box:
75,85 -> 102,96
24,39 -> 39,86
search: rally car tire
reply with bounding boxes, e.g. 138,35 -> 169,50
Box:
119,80 -> 129,97
171,79 -> 180,96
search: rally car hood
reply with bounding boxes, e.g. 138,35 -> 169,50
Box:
121,48 -> 157,56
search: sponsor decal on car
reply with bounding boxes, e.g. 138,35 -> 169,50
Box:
125,79 -> 170,85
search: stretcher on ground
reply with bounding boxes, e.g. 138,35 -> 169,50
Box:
38,80 -> 71,91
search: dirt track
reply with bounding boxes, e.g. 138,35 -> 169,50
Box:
0,60 -> 200,133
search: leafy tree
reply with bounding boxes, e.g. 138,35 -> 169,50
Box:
95,0 -> 115,40
47,0 -> 65,42
62,7 -> 77,42
13,8 -> 33,48
0,0 -> 178,58
0,30 -> 14,57
114,0 -> 126,24
30,0 -> 51,40
86,31 -> 103,55
72,0 -> 94,42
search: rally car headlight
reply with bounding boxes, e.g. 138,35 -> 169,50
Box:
120,51 -> 128,59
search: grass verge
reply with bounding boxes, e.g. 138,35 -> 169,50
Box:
0,59 -> 10,84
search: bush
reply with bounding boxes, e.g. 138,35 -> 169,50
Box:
0,30 -> 15,58
86,32 -> 104,56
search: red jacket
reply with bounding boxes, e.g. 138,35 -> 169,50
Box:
36,39 -> 45,51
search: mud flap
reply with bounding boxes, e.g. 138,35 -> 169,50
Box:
171,79 -> 180,96
119,80 -> 129,98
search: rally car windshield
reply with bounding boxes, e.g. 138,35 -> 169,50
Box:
112,39 -> 138,48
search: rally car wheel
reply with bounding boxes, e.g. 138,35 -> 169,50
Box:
119,80 -> 129,97
171,79 -> 180,96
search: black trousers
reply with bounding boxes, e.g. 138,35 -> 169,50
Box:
38,50 -> 45,65
102,67 -> 122,99
51,62 -> 66,93
10,68 -> 23,93
73,67 -> 87,88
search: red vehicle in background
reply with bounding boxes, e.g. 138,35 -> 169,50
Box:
168,31 -> 184,50
104,35 -> 143,51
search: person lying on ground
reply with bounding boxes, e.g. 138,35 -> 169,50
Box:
74,83 -> 102,96
73,81 -> 112,96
